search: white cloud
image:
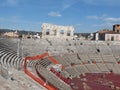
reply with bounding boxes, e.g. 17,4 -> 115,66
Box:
0,16 -> 21,23
91,16 -> 120,30
87,15 -> 120,23
48,11 -> 62,17
7,0 -> 18,5
0,0 -> 18,7
104,17 -> 120,22
87,16 -> 99,20
62,0 -> 79,10
87,14 -> 107,20
63,4 -> 71,9
0,16 -> 42,31
92,22 -> 113,30
81,0 -> 120,6
74,24 -> 83,27
92,23 -> 107,27
81,0 -> 96,5
0,17 -> 5,21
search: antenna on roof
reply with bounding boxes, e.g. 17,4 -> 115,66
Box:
105,23 -> 112,30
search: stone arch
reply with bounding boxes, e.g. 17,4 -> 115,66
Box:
67,30 -> 71,36
46,29 -> 50,35
41,23 -> 74,38
60,30 -> 64,35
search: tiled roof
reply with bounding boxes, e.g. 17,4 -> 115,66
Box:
95,29 -> 120,34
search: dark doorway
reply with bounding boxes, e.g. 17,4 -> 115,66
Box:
111,36 -> 114,41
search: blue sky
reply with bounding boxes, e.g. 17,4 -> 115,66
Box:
0,0 -> 120,33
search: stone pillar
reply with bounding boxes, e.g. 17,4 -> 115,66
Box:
49,29 -> 52,36
42,26 -> 46,38
56,26 -> 60,37
70,30 -> 74,36
64,30 -> 67,36
70,27 -> 74,37
53,25 -> 57,36
62,27 -> 66,36
49,25 -> 53,36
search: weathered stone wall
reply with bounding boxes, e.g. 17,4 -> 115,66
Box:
41,23 -> 74,39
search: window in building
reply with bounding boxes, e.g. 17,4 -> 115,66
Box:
111,36 -> 114,41
117,30 -> 120,33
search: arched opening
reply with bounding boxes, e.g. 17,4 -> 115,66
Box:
67,31 -> 71,36
60,30 -> 64,35
46,29 -> 50,35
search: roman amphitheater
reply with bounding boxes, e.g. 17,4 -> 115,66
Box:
0,23 -> 120,90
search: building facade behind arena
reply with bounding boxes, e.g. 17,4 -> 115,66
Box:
93,24 -> 120,41
3,31 -> 19,38
41,23 -> 74,39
